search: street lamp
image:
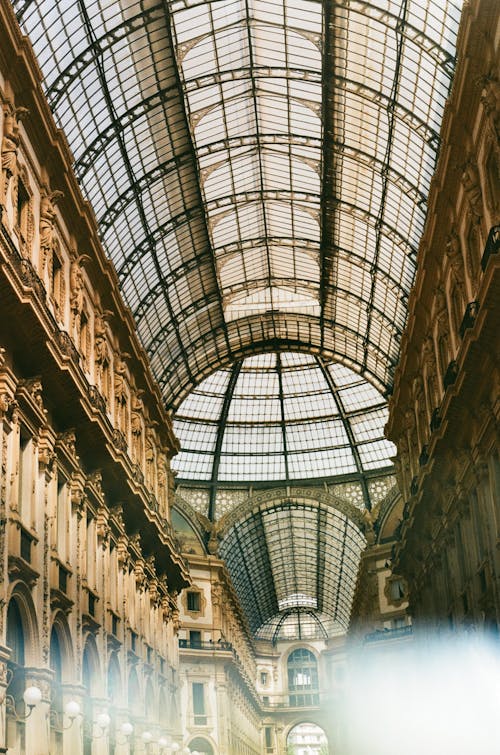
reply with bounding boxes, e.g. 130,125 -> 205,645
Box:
1,684 -> 42,721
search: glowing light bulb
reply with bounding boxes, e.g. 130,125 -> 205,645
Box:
23,686 -> 42,707
142,730 -> 153,743
120,721 -> 134,737
64,700 -> 81,719
96,711 -> 111,730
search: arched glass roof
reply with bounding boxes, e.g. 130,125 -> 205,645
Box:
219,498 -> 366,634
173,352 -> 395,497
13,0 -> 464,641
255,609 -> 344,644
12,0 -> 462,409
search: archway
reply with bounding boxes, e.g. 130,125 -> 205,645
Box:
49,627 -> 63,753
82,636 -> 101,755
287,648 -> 319,707
188,736 -> 214,754
287,722 -> 329,755
6,598 -> 26,751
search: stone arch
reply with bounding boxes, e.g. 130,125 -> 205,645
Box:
158,684 -> 168,728
82,633 -> 102,695
7,583 -> 40,665
107,650 -> 122,707
218,487 -> 366,537
171,498 -> 208,554
187,736 -> 215,754
128,665 -> 142,718
50,611 -> 74,682
144,677 -> 155,724
286,720 -> 329,754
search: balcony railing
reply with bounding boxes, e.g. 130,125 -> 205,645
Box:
481,224 -> 500,271
260,691 -> 321,710
179,639 -> 233,651
459,300 -> 480,339
363,625 -> 413,643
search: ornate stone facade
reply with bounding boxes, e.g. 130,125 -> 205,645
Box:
0,4 -> 188,752
386,0 -> 500,634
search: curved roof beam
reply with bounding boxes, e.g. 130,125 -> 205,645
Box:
154,316 -> 393,410
127,234 -> 407,324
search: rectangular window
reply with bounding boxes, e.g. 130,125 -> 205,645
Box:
265,727 -> 273,749
260,671 -> 268,686
130,630 -> 138,653
58,565 -> 69,594
192,682 -> 206,724
80,310 -> 90,370
56,477 -> 67,561
86,515 -> 96,590
187,591 -> 201,612
17,180 -> 29,246
189,630 -> 202,648
18,430 -> 32,524
52,253 -> 64,319
20,528 -> 32,563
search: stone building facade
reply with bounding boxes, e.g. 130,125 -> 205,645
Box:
0,0 -> 498,753
0,3 -> 190,752
386,0 -> 500,632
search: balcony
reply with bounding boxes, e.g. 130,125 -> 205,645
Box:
443,360 -> 458,390
260,691 -> 321,710
481,224 -> 500,271
430,407 -> 442,432
179,639 -> 233,651
363,625 -> 413,643
459,300 -> 480,339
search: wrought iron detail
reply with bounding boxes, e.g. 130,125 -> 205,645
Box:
88,385 -> 106,413
111,429 -> 128,453
459,300 -> 480,339
419,445 -> 429,467
430,407 -> 442,432
443,360 -> 458,390
481,224 -> 500,271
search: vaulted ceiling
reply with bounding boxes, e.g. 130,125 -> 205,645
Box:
14,0 -> 463,638
14,0 -> 461,409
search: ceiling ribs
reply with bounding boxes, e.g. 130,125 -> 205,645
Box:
76,0 -> 196,388
208,360 -> 242,520
317,356 -> 372,509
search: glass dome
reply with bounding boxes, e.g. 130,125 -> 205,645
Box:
172,352 -> 395,486
255,608 -> 344,644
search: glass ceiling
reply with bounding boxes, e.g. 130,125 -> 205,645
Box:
219,498 -> 366,635
13,0 -> 462,410
13,0 -> 463,639
173,352 -> 395,505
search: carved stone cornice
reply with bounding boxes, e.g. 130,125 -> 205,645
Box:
8,553 -> 39,587
15,375 -> 47,427
70,470 -> 86,511
116,534 -> 129,571
95,505 -> 110,544
85,469 -> 104,506
38,425 -> 56,473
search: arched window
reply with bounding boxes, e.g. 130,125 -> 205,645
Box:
287,648 -> 319,707
6,599 -> 26,752
107,653 -> 122,755
82,637 -> 101,755
188,736 -> 214,754
108,653 -> 122,707
128,667 -> 142,719
50,628 -> 63,754
287,722 -> 328,754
